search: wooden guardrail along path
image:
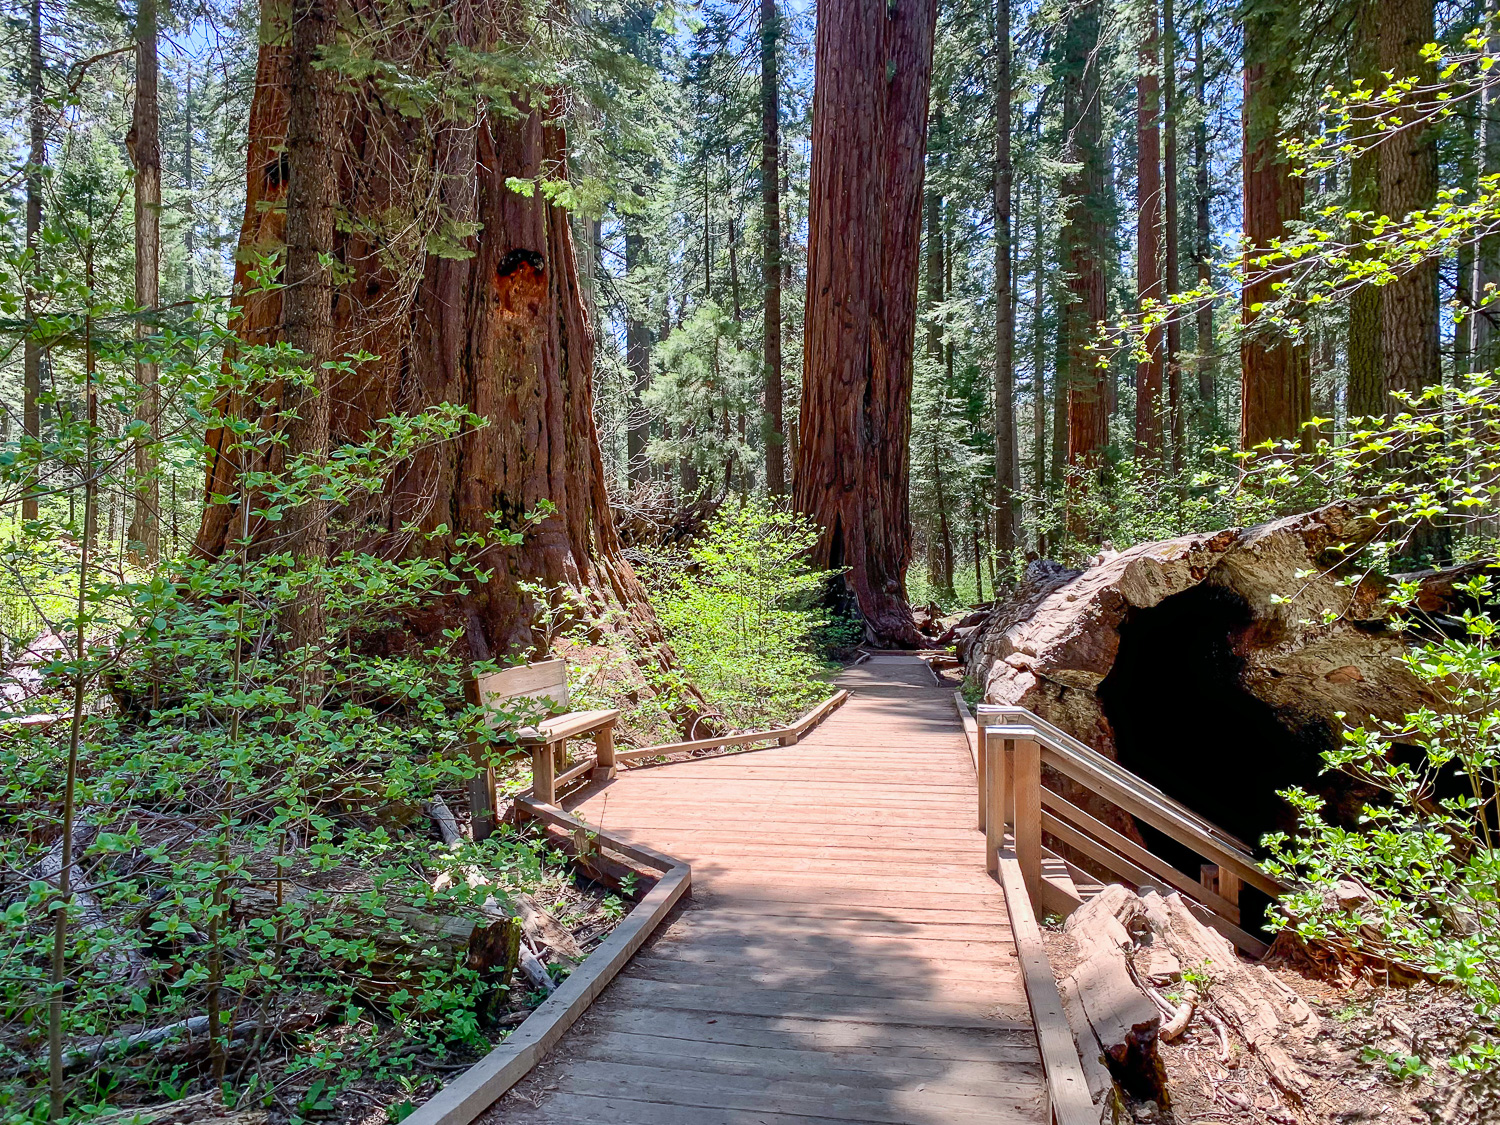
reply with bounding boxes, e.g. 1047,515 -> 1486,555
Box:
481,655 -> 1050,1125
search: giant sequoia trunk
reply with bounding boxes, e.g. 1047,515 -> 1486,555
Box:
197,0 -> 669,661
793,0 -> 937,647
1240,14 -> 1310,448
1061,0 -> 1109,470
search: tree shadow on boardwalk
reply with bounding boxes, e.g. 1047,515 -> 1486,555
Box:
481,657 -> 1047,1125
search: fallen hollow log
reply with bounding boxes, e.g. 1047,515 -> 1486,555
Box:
967,504 -> 1452,851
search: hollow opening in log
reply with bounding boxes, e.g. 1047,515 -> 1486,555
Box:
1097,583 -> 1335,927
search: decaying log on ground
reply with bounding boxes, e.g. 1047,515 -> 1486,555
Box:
34,1005 -> 329,1074
967,505 -> 1451,848
1058,974 -> 1128,1124
232,883 -> 521,983
29,822 -> 151,990
425,801 -> 583,963
1079,885 -> 1321,1102
1062,887 -> 1168,1102
98,1090 -> 269,1124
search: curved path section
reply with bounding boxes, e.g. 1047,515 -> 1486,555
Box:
482,654 -> 1046,1125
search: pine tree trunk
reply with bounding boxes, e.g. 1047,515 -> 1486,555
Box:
1377,0 -> 1439,400
926,172 -> 943,360
22,0 -> 43,523
1162,0 -> 1181,470
926,150 -> 950,593
761,0 -> 786,496
128,0 -> 161,564
1135,2 -> 1164,464
1032,161 -> 1048,501
184,65 -> 196,301
1062,0 -> 1109,470
794,0 -> 938,646
1474,0 -> 1500,366
993,0 -> 1016,560
1240,11 -> 1310,448
1193,16 -> 1215,418
1347,0 -> 1384,417
625,228 -> 651,485
275,0 -> 339,675
1051,262 -> 1069,488
196,0 -> 675,665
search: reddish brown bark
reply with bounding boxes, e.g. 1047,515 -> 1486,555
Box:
794,0 -> 937,647
1135,5 -> 1164,464
1240,42 -> 1310,449
1162,0 -> 1181,468
1377,0 -> 1439,400
1062,0 -> 1109,470
196,3 -> 667,660
761,0 -> 786,497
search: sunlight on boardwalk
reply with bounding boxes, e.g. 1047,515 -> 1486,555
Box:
482,655 -> 1046,1125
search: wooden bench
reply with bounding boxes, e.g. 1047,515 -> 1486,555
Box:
477,658 -> 620,805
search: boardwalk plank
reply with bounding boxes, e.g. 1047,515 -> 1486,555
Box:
480,657 -> 1044,1124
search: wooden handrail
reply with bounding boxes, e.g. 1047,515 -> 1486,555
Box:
522,691 -> 850,803
974,704 -> 1283,958
978,710 -> 1281,898
979,705 -> 1254,852
612,691 -> 848,762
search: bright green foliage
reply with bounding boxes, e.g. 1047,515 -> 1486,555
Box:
1236,383 -> 1500,1073
1030,457 -> 1236,567
642,500 -> 851,729
646,303 -> 757,490
1266,592 -> 1500,1074
0,246 -> 578,1117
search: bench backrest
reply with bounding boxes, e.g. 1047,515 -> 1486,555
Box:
476,658 -> 569,713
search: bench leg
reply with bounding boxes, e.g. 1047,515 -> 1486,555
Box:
532,741 -> 556,804
592,722 -> 618,781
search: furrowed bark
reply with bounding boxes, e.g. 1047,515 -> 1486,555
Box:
761,0 -> 786,497
196,0 -> 678,672
128,0 -> 161,564
794,0 -> 938,646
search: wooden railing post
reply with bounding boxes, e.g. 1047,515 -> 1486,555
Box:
1014,738 -> 1042,905
532,740 -> 557,804
466,674 -> 495,841
984,730 -> 1004,875
592,721 -> 617,780
976,723 -> 988,832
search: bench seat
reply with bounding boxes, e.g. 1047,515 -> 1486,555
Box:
518,708 -> 622,745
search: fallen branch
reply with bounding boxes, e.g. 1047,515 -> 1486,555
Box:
20,1005 -> 327,1074
29,821 -> 150,990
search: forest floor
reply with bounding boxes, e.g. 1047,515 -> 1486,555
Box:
1038,892 -> 1500,1125
88,850 -> 627,1125
924,618 -> 1500,1125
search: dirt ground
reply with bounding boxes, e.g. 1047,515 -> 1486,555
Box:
1041,925 -> 1500,1125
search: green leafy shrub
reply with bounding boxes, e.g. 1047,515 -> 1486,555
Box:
1266,590 -> 1500,1070
1242,378 -> 1500,1074
641,500 -> 847,730
0,281 -> 591,1119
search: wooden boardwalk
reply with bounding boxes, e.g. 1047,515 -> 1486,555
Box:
482,654 -> 1046,1125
